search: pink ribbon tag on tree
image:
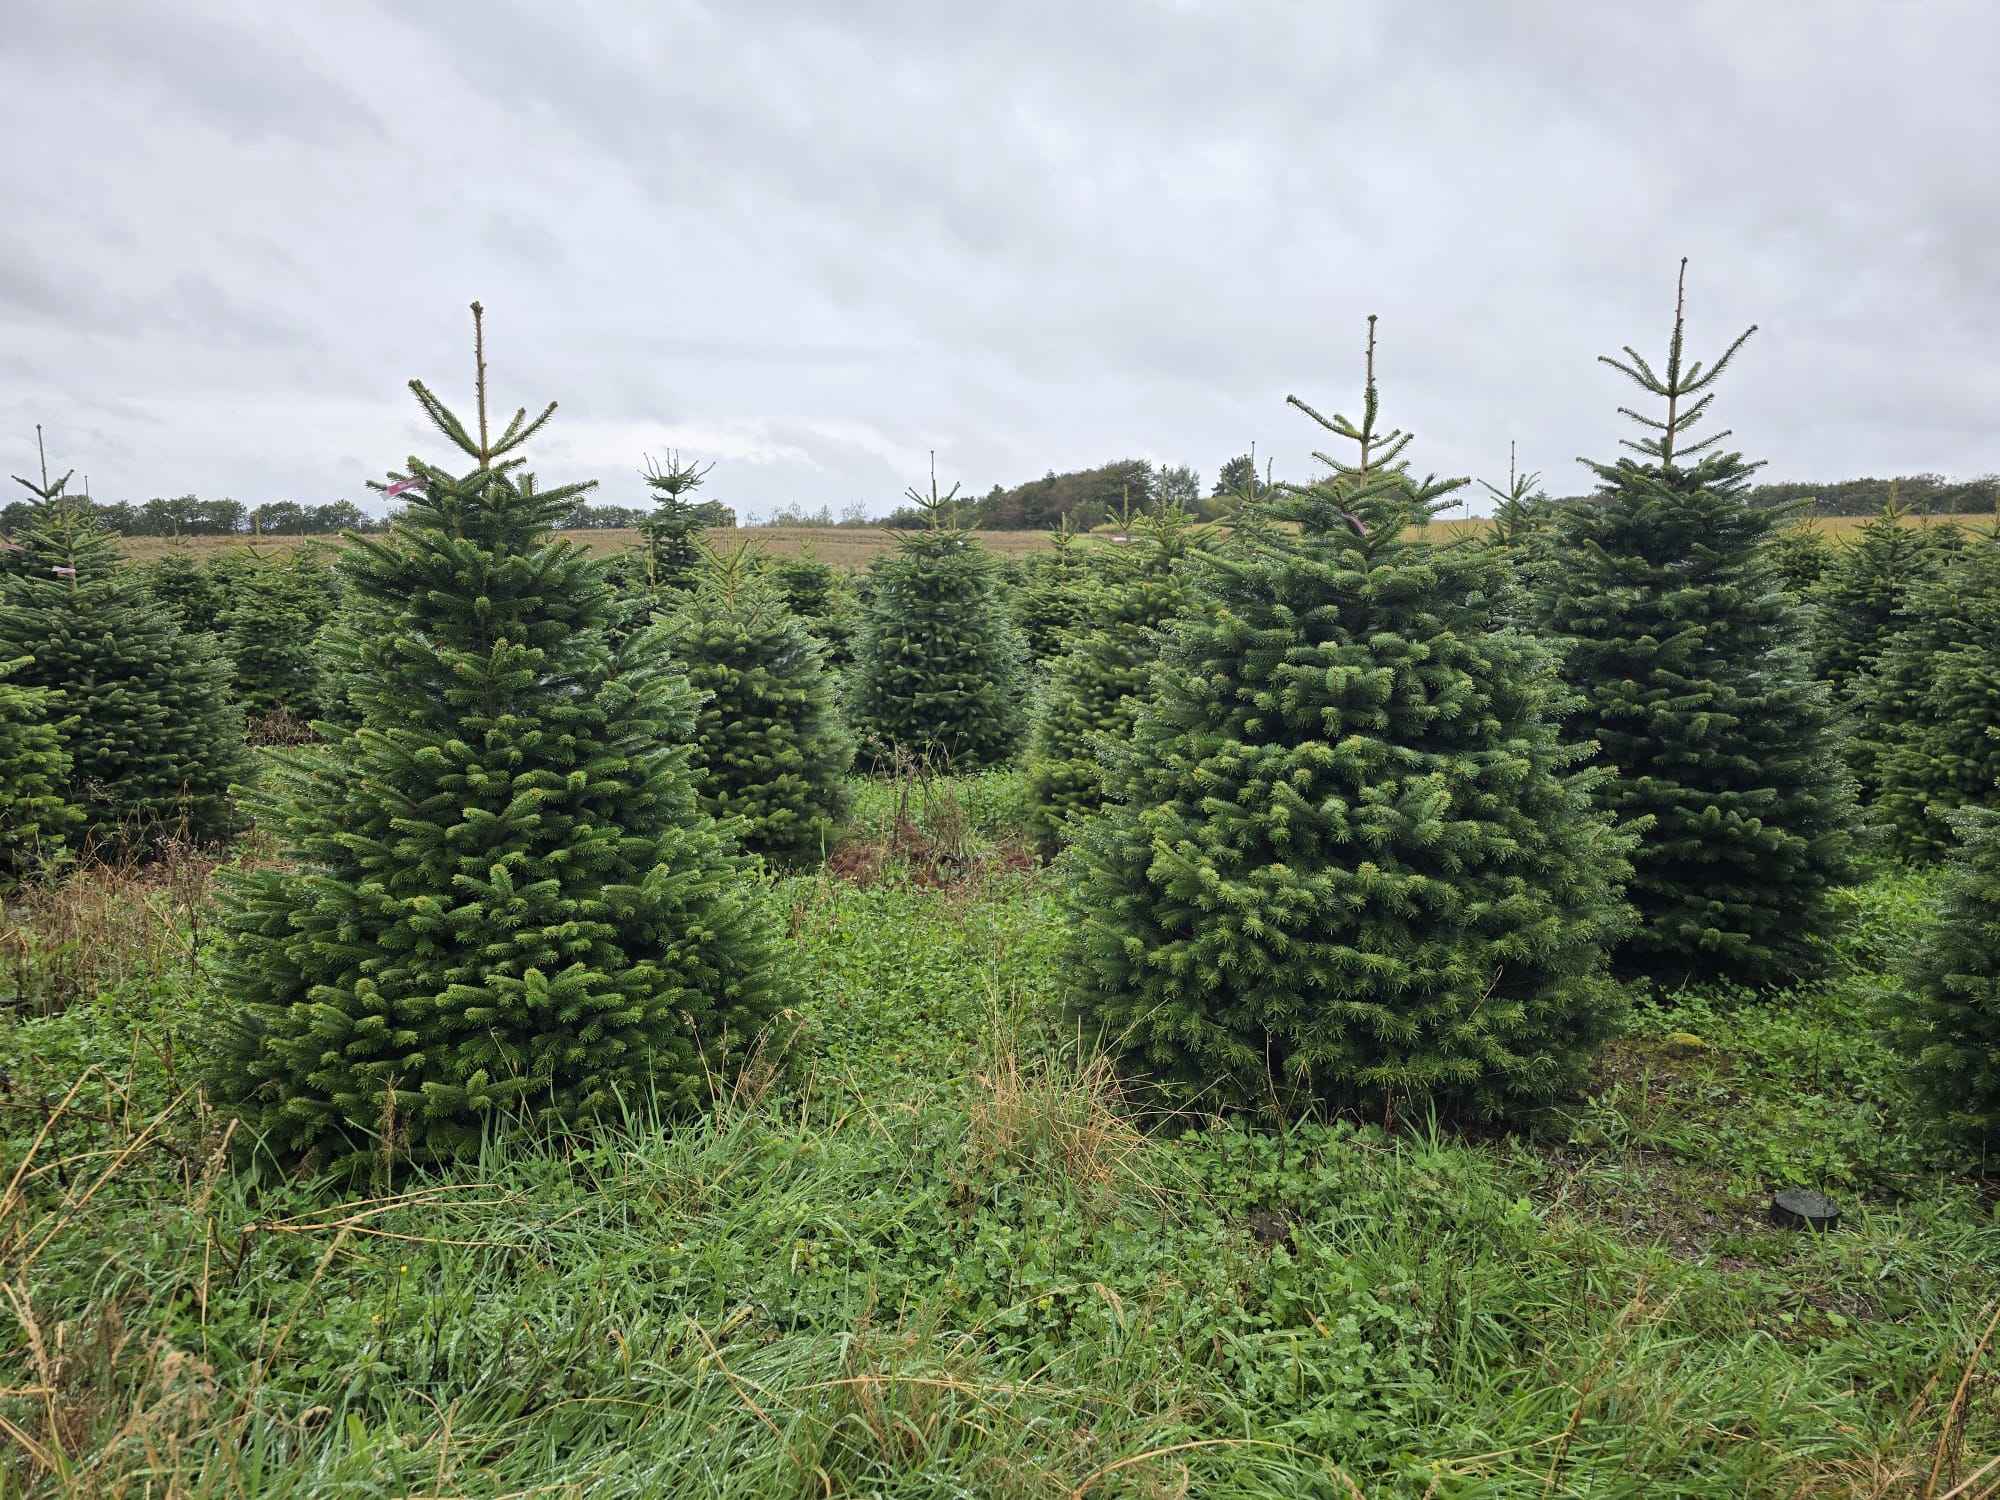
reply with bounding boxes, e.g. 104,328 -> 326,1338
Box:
52,565 -> 77,578
384,478 -> 421,498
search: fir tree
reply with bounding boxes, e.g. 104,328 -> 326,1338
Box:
1866,538 -> 2000,860
219,555 -> 331,725
663,544 -> 853,865
1062,321 -> 1634,1120
1477,447 -> 1557,630
848,455 -> 1027,768
637,450 -> 715,594
140,549 -> 228,634
1895,808 -> 2000,1150
1010,517 -> 1093,665
207,306 -> 785,1171
1024,503 -> 1207,849
1532,263 -> 1857,986
0,433 -> 247,850
1810,502 -> 1947,700
0,657 -> 77,887
760,545 -> 860,671
1768,524 -> 1834,596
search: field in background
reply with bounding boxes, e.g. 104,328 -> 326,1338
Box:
112,511 -> 1999,568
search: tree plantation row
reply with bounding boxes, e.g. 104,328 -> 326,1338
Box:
2,272 -> 1997,1171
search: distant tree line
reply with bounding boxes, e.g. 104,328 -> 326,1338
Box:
563,499 -> 736,529
0,494 -> 388,537
1554,472 -> 1999,519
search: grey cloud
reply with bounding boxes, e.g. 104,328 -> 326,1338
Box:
0,0 -> 1993,517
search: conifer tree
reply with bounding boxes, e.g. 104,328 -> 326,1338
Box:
1895,808 -> 2000,1149
1062,322 -> 1634,1120
848,456 -> 1027,767
1865,538 -> 2000,860
1531,263 -> 1856,986
219,555 -> 331,725
0,658 -> 77,887
0,433 -> 247,850
207,306 -> 785,1170
1768,524 -> 1834,596
760,545 -> 859,671
663,544 -> 853,865
1011,517 -> 1092,665
1810,502 -> 1947,700
1477,447 -> 1557,630
1024,503 -> 1206,849
140,550 -> 228,633
637,450 -> 715,593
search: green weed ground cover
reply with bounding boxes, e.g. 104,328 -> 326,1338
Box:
2,777 -> 1994,1497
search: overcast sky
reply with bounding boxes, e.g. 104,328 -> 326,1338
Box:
4,1 -> 1995,521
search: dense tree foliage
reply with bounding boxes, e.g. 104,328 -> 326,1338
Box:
1896,809 -> 2000,1150
1767,526 -> 1834,596
218,555 -> 335,724
207,307 -> 785,1171
1864,538 -> 2000,860
1009,522 -> 1095,665
757,548 -> 860,671
1532,265 -> 1856,987
1809,505 -> 1952,701
1063,324 -> 1634,1120
1024,506 -> 1206,848
1,448 -> 246,850
664,547 -> 853,865
848,462 -> 1027,767
0,656 -> 76,887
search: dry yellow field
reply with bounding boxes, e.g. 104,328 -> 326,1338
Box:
112,512 -> 1998,568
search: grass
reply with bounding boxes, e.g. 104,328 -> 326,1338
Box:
3,778 -> 1997,1496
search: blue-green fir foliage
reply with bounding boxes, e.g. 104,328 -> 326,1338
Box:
207,307 -> 785,1172
663,545 -> 853,866
1896,808 -> 2000,1150
1859,536 -> 2000,861
1533,264 -> 1857,987
1062,322 -> 1635,1120
218,553 -> 336,722
1025,504 -> 1209,849
848,462 -> 1027,768
0,465 -> 246,851
0,656 -> 78,887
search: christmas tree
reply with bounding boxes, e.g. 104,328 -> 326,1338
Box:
0,433 -> 247,851
1768,524 -> 1834,596
1810,502 -> 1947,701
1866,538 -> 2000,860
848,456 -> 1027,768
637,450 -> 714,593
1477,447 -> 1558,630
139,549 -> 228,633
1532,262 -> 1856,986
1024,503 -> 1206,849
218,554 -> 332,728
760,545 -> 860,672
1010,517 -> 1093,665
1062,321 -> 1634,1120
207,305 -> 785,1171
0,657 -> 76,887
1895,808 -> 2000,1150
663,544 -> 853,865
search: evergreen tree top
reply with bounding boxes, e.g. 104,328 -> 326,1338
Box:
10,423 -> 74,505
365,301 -> 597,539
1589,258 -> 1760,477
1273,315 -> 1468,542
895,451 -> 974,554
